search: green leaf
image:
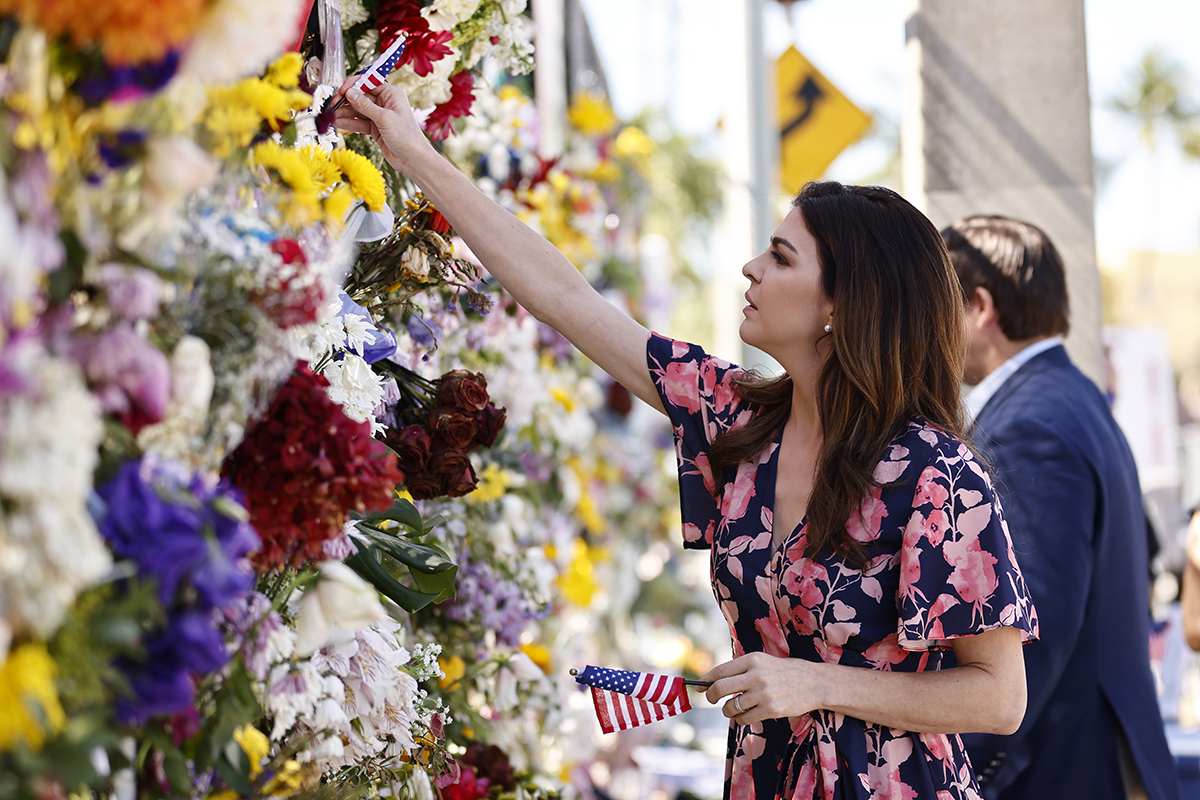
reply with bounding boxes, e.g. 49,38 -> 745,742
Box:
356,496 -> 424,532
344,549 -> 442,612
217,745 -> 254,797
356,525 -> 455,574
410,563 -> 458,604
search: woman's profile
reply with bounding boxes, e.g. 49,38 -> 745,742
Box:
334,80 -> 1038,800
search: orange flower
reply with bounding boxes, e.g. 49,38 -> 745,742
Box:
0,0 -> 210,64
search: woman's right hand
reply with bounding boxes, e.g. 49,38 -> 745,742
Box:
331,80 -> 432,174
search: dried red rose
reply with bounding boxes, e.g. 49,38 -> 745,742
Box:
475,404 -> 506,449
437,370 -> 490,412
442,464 -> 478,498
429,407 -> 478,450
384,424 -> 433,471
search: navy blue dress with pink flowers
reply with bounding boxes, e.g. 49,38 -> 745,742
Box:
647,334 -> 1038,800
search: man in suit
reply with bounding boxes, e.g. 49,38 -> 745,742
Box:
942,215 -> 1180,800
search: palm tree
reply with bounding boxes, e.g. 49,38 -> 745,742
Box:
1111,49 -> 1198,154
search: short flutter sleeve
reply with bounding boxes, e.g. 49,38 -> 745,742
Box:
896,428 -> 1039,649
647,333 -> 755,549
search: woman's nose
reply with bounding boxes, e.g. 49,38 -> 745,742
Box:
742,255 -> 761,281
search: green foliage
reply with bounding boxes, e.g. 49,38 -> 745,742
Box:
345,497 -> 458,612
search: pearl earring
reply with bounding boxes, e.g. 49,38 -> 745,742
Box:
823,324 -> 832,333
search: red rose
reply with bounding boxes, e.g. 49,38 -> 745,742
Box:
428,447 -> 471,477
474,403 -> 506,449
405,471 -> 444,501
429,407 -> 478,450
384,424 -> 432,471
437,370 -> 490,411
443,465 -> 478,498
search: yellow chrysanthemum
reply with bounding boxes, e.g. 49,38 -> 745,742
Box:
297,145 -> 342,192
203,105 -> 264,159
468,462 -> 513,503
0,0 -> 208,65
233,725 -> 269,778
567,90 -> 617,137
323,184 -> 355,228
558,540 -> 601,608
330,149 -> 386,212
264,52 -> 304,90
439,654 -> 466,689
0,643 -> 65,752
614,125 -> 656,160
250,141 -> 321,226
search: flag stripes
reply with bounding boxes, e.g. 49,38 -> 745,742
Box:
574,666 -> 691,734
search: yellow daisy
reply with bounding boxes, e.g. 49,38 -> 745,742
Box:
330,149 -> 386,212
0,643 -> 65,752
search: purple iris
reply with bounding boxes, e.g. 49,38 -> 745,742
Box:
96,458 -> 260,723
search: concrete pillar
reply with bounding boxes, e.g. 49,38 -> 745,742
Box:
533,0 -> 567,158
713,0 -> 777,371
901,0 -> 1105,387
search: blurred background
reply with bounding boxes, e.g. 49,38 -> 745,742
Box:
527,0 -> 1200,796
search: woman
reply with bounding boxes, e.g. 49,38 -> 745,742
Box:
334,81 -> 1038,800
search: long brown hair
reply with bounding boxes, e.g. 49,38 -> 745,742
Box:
709,181 -> 968,568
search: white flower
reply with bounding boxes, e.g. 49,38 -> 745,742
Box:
293,562 -> 387,657
0,346 -> 109,653
410,767 -> 436,800
338,0 -> 371,27
423,0 -> 482,31
389,45 -> 460,108
400,245 -> 431,282
182,0 -> 308,84
268,661 -> 326,739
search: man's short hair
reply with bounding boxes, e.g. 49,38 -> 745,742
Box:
941,215 -> 1070,340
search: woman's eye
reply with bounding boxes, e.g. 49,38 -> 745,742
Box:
771,250 -> 787,265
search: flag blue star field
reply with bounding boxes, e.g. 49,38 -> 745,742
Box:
353,35 -> 407,93
573,666 -> 691,734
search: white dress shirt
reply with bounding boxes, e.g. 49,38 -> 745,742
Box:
964,337 -> 1063,424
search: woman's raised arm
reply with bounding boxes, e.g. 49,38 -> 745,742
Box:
333,82 -> 664,415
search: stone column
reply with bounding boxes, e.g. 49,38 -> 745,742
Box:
901,0 -> 1105,387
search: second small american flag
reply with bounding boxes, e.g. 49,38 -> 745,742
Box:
573,665 -> 692,734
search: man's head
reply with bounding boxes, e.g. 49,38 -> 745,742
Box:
941,215 -> 1069,384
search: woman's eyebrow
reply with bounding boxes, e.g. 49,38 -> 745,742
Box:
771,236 -> 798,254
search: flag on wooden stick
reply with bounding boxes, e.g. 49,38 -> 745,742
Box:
573,666 -> 692,734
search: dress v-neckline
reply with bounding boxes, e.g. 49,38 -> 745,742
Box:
766,423 -> 808,563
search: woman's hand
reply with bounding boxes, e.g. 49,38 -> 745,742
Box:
330,79 -> 432,173
702,652 -> 829,725
701,627 -> 1026,734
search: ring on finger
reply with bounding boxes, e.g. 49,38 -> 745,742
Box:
733,694 -> 744,715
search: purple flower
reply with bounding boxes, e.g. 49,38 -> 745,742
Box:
97,458 -> 261,723
69,323 -> 170,434
406,314 -> 440,347
74,50 -> 180,106
95,264 -> 164,320
97,459 -> 258,609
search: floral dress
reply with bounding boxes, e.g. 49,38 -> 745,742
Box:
647,334 -> 1039,800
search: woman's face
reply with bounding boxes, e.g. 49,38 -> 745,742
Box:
739,208 -> 834,364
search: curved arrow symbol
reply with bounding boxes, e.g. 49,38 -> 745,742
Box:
782,76 -> 825,138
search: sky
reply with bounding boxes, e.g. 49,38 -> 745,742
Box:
575,0 -> 1200,263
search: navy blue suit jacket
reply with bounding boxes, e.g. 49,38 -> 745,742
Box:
960,345 -> 1180,800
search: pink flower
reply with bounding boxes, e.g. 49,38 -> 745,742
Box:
914,465 -> 950,510
660,360 -> 702,413
70,324 -> 170,434
944,532 -> 999,604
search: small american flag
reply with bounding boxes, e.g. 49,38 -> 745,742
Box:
574,665 -> 691,734
352,35 -> 407,93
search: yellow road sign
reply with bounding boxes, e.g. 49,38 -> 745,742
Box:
777,45 -> 872,192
